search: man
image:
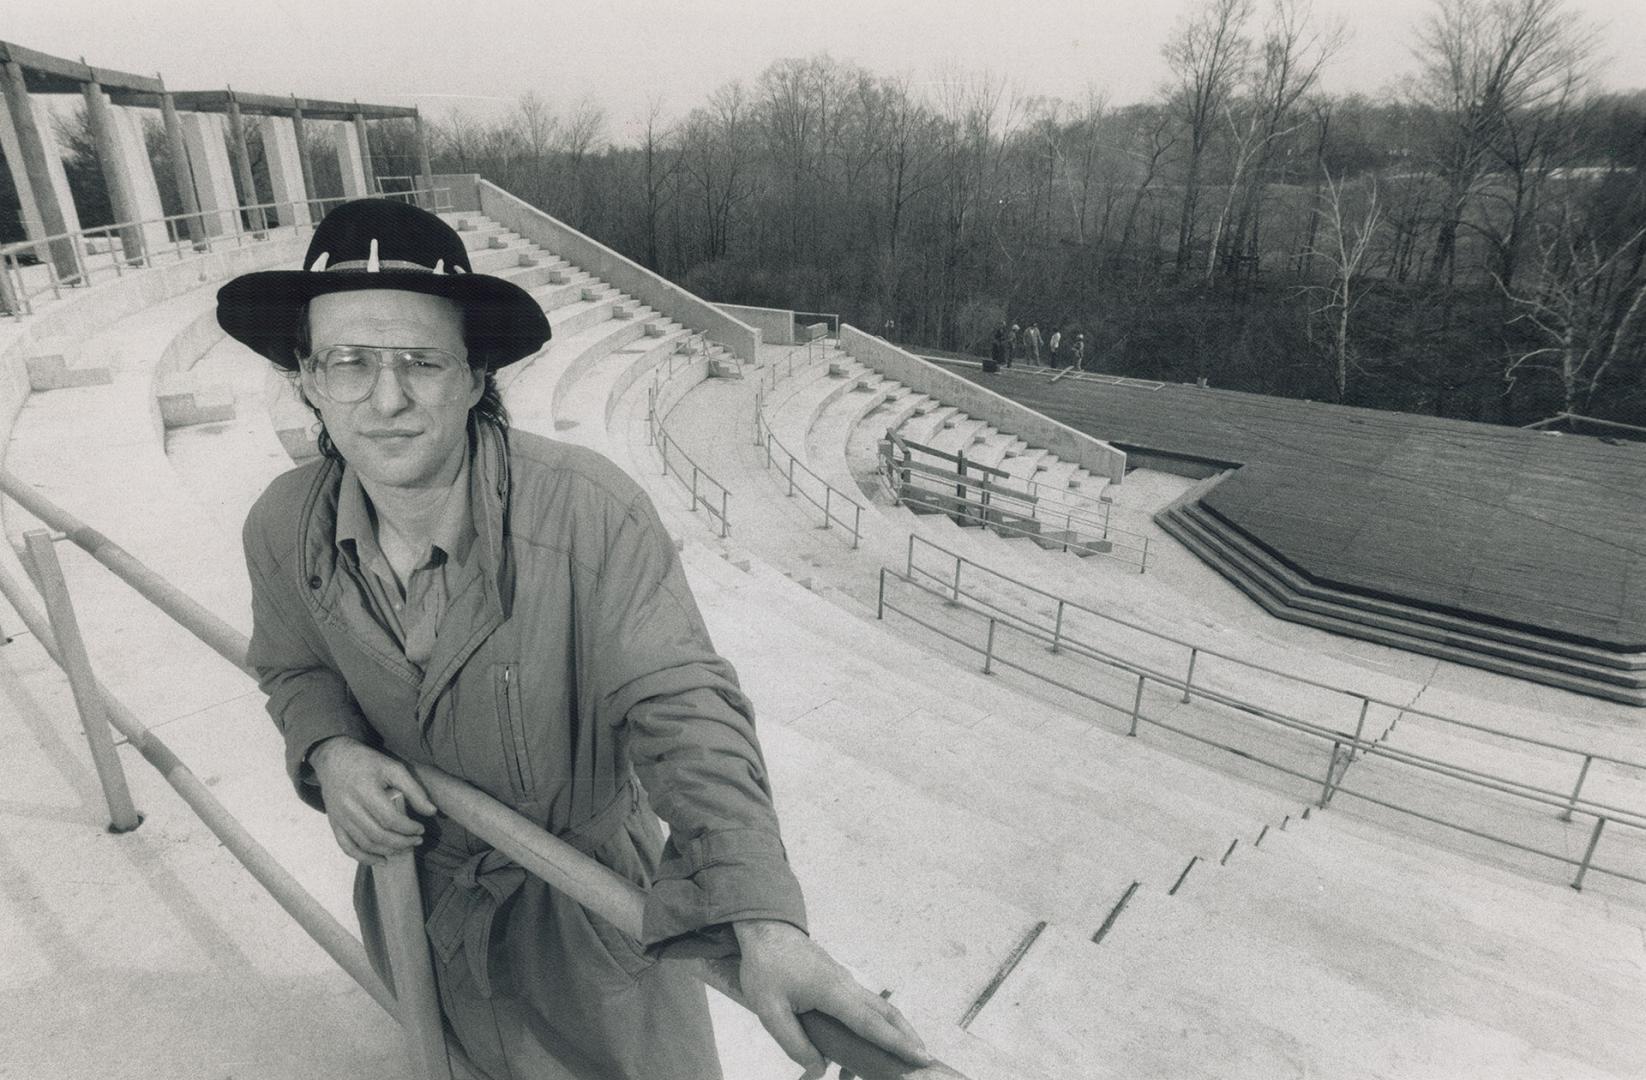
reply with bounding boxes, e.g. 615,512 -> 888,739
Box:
218,199 -> 930,1079
1025,323 -> 1042,367
1047,327 -> 1061,368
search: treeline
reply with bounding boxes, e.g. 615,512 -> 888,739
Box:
4,0 -> 1643,427
422,0 -> 1646,427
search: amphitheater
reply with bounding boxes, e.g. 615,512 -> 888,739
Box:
1,41 -> 1643,1080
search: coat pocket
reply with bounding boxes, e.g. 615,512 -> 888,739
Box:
492,662 -> 532,797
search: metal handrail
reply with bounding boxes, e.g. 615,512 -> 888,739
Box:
646,348 -> 732,538
1,187 -> 451,317
0,468 -> 966,1080
899,559 -> 1646,828
875,565 -> 1645,893
887,433 -> 1150,552
904,531 -> 1646,776
754,383 -> 864,549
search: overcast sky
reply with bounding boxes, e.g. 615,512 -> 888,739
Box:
10,0 -> 1645,143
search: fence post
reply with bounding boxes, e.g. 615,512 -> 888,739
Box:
372,829 -> 455,1080
1051,600 -> 1065,654
23,530 -> 143,833
983,617 -> 997,675
1128,674 -> 1145,736
1350,698 -> 1370,761
1561,755 -> 1594,822
1181,648 -> 1198,704
1571,816 -> 1606,891
1320,741 -> 1343,808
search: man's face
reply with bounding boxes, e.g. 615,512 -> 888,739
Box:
302,289 -> 483,490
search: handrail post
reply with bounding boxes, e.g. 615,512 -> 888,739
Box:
1128,674 -> 1145,736
1140,536 -> 1149,574
1320,741 -> 1343,808
950,556 -> 962,605
823,486 -> 832,529
1571,816 -> 1606,891
690,465 -> 699,511
1181,647 -> 1198,704
765,433 -> 773,470
1561,755 -> 1594,822
786,456 -> 796,496
372,834 -> 455,1079
877,567 -> 886,618
852,505 -> 861,550
983,617 -> 997,675
23,530 -> 143,833
720,490 -> 728,538
1350,698 -> 1370,761
906,532 -> 916,576
1051,600 -> 1065,654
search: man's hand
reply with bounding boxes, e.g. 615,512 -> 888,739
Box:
734,918 -> 933,1080
308,736 -> 437,865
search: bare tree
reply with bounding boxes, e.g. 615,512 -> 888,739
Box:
1412,0 -> 1596,286
1163,0 -> 1255,273
1301,169 -> 1385,399
1204,0 -> 1345,281
1504,208 -> 1646,415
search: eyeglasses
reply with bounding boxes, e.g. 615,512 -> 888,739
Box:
301,344 -> 473,405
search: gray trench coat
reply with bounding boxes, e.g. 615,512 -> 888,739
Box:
242,422 -> 808,1078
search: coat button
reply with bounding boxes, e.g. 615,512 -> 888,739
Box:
307,575 -> 322,590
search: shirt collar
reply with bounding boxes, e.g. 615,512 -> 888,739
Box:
334,449 -> 478,570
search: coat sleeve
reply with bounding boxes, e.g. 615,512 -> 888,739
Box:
592,488 -> 808,955
242,509 -> 373,813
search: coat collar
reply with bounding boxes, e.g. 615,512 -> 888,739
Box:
296,416 -> 517,717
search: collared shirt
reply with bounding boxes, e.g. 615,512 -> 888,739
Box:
333,453 -> 478,671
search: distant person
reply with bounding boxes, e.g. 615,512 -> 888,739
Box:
1048,328 -> 1062,368
1025,323 -> 1043,366
883,317 -> 896,341
219,198 -> 931,1080
1008,323 -> 1021,369
986,323 -> 1005,373
1071,332 -> 1087,372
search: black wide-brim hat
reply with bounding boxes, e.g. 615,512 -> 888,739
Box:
216,198 -> 551,371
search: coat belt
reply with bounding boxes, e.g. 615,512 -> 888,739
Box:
422,775 -> 640,997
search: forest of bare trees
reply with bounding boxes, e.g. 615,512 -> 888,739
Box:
7,0 -> 1643,428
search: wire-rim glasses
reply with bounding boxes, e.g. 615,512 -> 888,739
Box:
302,344 -> 473,405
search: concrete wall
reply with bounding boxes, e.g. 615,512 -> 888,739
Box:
474,178 -> 762,362
715,303 -> 794,346
432,172 -> 480,212
838,325 -> 1128,484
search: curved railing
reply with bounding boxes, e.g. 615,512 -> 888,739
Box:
0,187 -> 449,317
753,370 -> 866,549
641,332 -> 738,537
0,467 -> 968,1079
900,533 -> 1644,791
874,538 -> 1646,894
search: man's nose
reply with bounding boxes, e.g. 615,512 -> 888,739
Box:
368,359 -> 411,413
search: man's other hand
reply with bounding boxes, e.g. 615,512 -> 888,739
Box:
734,918 -> 933,1079
309,736 -> 437,865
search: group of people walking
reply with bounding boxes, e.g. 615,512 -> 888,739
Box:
986,320 -> 1087,373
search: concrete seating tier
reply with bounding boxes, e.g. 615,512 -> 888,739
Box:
1159,497 -> 1646,705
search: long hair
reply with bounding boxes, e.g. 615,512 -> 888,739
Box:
289,304 -> 511,462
